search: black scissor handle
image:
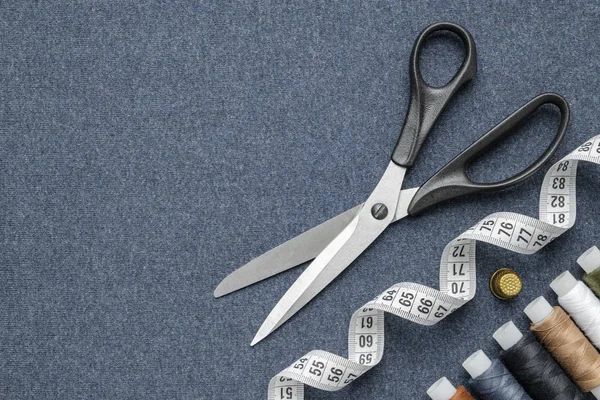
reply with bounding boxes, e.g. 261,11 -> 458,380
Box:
392,22 -> 478,167
407,93 -> 570,216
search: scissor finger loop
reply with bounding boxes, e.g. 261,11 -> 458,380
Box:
407,93 -> 570,216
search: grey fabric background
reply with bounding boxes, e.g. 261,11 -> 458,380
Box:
1,1 -> 600,399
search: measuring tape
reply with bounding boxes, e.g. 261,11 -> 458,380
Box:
267,135 -> 600,400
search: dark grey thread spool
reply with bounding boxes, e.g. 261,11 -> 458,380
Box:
470,359 -> 532,400
500,332 -> 584,400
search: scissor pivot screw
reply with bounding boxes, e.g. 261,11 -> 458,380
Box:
371,203 -> 388,220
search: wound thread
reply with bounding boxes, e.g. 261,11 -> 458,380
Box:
451,386 -> 475,400
469,359 -> 531,400
584,268 -> 600,298
558,281 -> 600,348
500,331 -> 583,400
531,306 -> 600,392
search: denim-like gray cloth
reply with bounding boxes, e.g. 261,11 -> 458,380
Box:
1,1 -> 600,399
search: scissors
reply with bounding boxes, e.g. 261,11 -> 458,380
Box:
214,22 -> 570,346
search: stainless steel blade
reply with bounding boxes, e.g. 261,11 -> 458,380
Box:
213,205 -> 361,298
251,161 -> 407,345
393,186 -> 417,222
214,187 -> 418,298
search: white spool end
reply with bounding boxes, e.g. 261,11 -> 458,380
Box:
578,246 -> 600,274
550,271 -> 578,298
592,385 -> 600,399
524,296 -> 553,324
462,350 -> 492,379
427,377 -> 457,400
493,321 -> 523,351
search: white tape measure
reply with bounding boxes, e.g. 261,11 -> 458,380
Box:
268,135 -> 600,400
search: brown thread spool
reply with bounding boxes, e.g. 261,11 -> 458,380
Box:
427,378 -> 474,400
530,305 -> 600,392
450,386 -> 475,400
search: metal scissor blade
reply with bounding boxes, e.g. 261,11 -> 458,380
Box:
251,162 -> 407,345
213,205 -> 361,298
214,188 -> 419,298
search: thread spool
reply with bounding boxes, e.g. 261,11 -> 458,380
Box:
524,296 -> 600,398
427,377 -> 475,400
551,271 -> 600,347
462,350 -> 531,399
493,320 -> 584,400
578,246 -> 600,297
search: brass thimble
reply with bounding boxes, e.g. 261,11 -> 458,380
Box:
490,268 -> 522,300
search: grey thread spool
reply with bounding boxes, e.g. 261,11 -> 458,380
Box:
464,350 -> 531,400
